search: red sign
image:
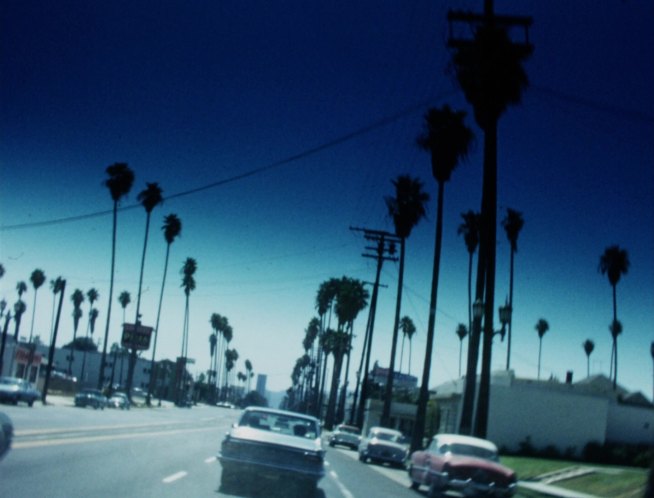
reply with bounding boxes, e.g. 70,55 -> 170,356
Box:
121,323 -> 154,350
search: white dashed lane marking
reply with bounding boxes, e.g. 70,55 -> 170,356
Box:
162,471 -> 188,483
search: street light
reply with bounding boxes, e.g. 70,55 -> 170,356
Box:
472,299 -> 512,341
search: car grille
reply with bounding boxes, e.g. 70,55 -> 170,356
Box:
221,438 -> 323,475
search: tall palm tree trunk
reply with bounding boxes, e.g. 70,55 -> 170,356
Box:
356,273 -> 381,429
382,238 -> 406,427
147,242 -> 172,405
474,122 -> 499,439
612,284 -> 618,387
538,337 -> 543,380
127,212 -> 152,398
411,181 -> 445,452
325,352 -> 344,430
459,190 -> 490,435
350,307 -> 373,424
506,247 -> 515,370
98,201 -> 118,389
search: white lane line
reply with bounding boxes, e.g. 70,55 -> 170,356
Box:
328,470 -> 355,498
163,471 -> 188,483
205,456 -> 217,463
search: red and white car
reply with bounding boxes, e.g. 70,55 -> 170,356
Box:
408,434 -> 517,497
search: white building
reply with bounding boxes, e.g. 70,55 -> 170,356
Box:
433,370 -> 653,455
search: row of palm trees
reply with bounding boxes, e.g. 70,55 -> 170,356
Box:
208,313 -> 250,402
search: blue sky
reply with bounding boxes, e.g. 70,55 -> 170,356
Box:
1,0 -> 653,397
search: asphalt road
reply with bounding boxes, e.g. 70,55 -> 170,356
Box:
0,402 -> 421,498
1,402 -> 541,498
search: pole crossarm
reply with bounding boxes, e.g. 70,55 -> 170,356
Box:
447,9 -> 534,56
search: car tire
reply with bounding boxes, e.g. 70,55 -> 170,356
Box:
28,400 -> 34,407
298,479 -> 317,497
329,441 -> 335,447
220,468 -> 239,491
428,482 -> 445,498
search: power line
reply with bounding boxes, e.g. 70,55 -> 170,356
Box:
1,96 -> 456,233
531,85 -> 654,124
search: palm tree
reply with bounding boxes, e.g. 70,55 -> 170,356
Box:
178,257 -> 197,403
323,328 -> 350,430
28,269 -> 46,343
583,339 -> 595,378
209,332 -> 217,385
118,291 -> 131,324
501,208 -> 524,370
451,9 -> 532,439
535,318 -> 550,380
381,175 -> 429,427
399,316 -> 416,376
334,277 -> 369,423
457,211 -> 481,347
99,162 -> 134,389
80,308 -> 99,385
126,182 -> 164,398
13,281 -> 28,341
147,213 -> 182,405
412,105 -> 473,452
599,245 -> 629,389
68,289 -> 85,374
455,324 -> 468,377
49,277 -> 65,344
314,278 -> 339,417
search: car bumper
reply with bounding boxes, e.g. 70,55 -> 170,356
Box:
218,452 -> 325,481
429,470 -> 516,497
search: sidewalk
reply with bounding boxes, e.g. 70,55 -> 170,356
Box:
519,481 -> 600,498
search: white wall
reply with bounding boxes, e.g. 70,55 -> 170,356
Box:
488,383 -> 609,456
606,403 -> 654,445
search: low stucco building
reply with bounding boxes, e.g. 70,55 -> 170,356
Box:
433,371 -> 653,455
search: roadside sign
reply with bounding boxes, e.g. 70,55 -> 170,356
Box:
121,323 -> 154,350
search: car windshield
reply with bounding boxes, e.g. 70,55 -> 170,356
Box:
338,426 -> 360,435
441,443 -> 498,461
372,431 -> 401,442
239,411 -> 319,439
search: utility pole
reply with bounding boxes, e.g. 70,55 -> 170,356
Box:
350,227 -> 398,429
42,279 -> 66,404
448,0 -> 532,438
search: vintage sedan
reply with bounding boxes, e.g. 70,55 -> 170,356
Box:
0,377 -> 41,407
218,407 -> 325,495
329,424 -> 362,450
358,426 -> 409,467
408,434 -> 517,497
74,388 -> 107,409
107,392 -> 130,410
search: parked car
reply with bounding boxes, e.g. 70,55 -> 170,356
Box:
408,433 -> 517,497
218,407 -> 325,495
358,426 -> 408,467
0,412 -> 12,461
328,424 -> 362,450
74,388 -> 107,409
0,377 -> 41,407
107,392 -> 130,410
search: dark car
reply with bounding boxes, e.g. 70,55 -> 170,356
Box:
74,388 -> 107,409
0,412 -> 12,461
408,434 -> 517,497
358,426 -> 409,467
218,407 -> 325,495
0,377 -> 41,407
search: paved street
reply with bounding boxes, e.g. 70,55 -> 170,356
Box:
0,401 -> 546,498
